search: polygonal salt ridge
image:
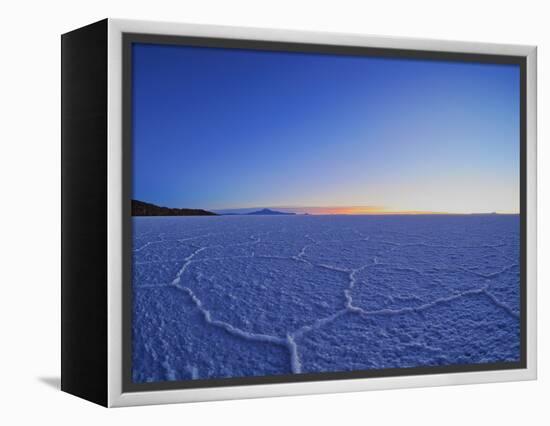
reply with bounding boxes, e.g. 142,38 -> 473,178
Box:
254,240 -> 312,259
374,243 -> 450,270
191,244 -> 256,261
133,241 -> 200,264
302,239 -> 380,271
373,241 -> 518,278
436,246 -> 517,276
483,264 -> 520,316
133,286 -> 291,382
132,215 -> 521,380
348,264 -> 455,312
133,261 -> 182,287
173,260 -> 517,377
178,256 -> 350,338
294,289 -> 520,374
188,231 -> 263,247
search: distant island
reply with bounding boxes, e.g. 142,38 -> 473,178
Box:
247,208 -> 296,216
132,200 -> 217,216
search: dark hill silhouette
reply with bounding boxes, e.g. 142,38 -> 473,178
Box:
132,200 -> 217,216
247,208 -> 296,216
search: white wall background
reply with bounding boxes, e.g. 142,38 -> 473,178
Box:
0,0 -> 546,424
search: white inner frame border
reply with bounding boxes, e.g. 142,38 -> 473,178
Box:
107,18 -> 537,407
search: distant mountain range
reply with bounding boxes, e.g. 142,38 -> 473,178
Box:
131,200 -> 299,217
132,200 -> 217,216
246,208 -> 296,216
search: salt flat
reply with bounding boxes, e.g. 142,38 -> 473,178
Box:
132,215 -> 520,383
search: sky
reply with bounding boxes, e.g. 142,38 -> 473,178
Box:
132,42 -> 520,214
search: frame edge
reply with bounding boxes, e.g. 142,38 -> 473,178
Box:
61,18 -> 109,407
106,18 -> 538,407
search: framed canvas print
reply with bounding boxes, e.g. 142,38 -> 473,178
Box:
61,18 -> 537,407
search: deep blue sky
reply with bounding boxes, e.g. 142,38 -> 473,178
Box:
132,42 -> 520,214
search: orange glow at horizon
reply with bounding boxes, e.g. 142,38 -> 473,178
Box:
306,207 -> 449,215
314,206 -> 384,215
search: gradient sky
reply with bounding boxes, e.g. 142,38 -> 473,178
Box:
132,42 -> 520,214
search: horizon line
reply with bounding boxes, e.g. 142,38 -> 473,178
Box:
210,205 -> 519,215
216,211 -> 520,216
132,200 -> 519,216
